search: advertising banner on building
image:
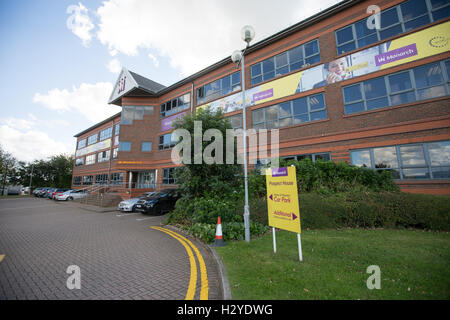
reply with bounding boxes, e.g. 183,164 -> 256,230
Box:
198,21 -> 450,114
161,111 -> 188,132
75,139 -> 111,157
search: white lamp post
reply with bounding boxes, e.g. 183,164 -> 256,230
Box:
231,25 -> 255,243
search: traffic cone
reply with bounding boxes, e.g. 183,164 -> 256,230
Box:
212,216 -> 226,247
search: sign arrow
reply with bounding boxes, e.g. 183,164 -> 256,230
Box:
269,194 -> 273,200
292,213 -> 297,220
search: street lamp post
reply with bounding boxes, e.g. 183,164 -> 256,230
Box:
231,25 -> 255,243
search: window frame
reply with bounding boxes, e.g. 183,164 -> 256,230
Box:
196,71 -> 241,105
162,167 -> 177,185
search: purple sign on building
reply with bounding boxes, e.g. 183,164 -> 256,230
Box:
375,43 -> 418,66
253,88 -> 273,103
161,111 -> 188,132
272,167 -> 288,177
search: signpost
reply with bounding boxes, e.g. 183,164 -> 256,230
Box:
266,166 -> 302,261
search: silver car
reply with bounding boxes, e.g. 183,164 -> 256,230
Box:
117,192 -> 155,212
55,189 -> 89,201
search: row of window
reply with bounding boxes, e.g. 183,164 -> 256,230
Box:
251,39 -> 320,85
75,149 -> 118,167
118,141 -> 153,152
343,59 -> 450,114
336,0 -> 449,54
160,93 -> 190,118
77,124 -> 120,150
73,173 -> 124,186
196,71 -> 241,105
252,93 -> 327,130
351,140 -> 450,179
121,106 -> 154,125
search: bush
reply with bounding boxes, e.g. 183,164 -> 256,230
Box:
249,158 -> 400,197
246,192 -> 450,231
187,221 -> 269,243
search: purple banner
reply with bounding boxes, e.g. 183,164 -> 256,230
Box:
272,167 -> 288,177
375,43 -> 418,67
161,111 -> 188,132
253,88 -> 273,103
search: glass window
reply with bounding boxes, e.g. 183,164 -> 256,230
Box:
114,124 -> 120,136
77,139 -> 86,150
400,145 -> 427,167
97,150 -> 110,163
228,114 -> 242,129
343,84 -> 362,102
85,154 -> 96,165
121,107 -> 134,125
99,127 -> 112,141
110,173 -> 123,185
163,168 -> 177,184
293,97 -> 308,115
351,150 -> 371,167
427,141 -> 450,166
388,71 -> 412,93
118,141 -> 131,152
197,72 -> 240,105
335,0 -> 450,54
142,142 -> 152,152
159,133 -> 177,150
83,176 -> 93,185
87,134 -> 98,146
373,147 -> 398,168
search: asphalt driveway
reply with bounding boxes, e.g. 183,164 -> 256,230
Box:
0,197 -> 221,300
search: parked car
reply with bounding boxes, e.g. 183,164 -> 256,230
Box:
117,192 -> 156,212
36,187 -> 52,198
43,188 -> 56,198
55,189 -> 89,201
33,187 -> 44,197
50,188 -> 71,200
134,189 -> 180,215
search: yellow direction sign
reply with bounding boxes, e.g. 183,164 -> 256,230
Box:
266,166 -> 301,233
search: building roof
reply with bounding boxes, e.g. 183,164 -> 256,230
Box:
128,70 -> 166,93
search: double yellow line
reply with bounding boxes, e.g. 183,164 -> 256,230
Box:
151,226 -> 208,300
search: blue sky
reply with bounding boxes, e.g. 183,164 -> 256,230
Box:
0,0 -> 339,162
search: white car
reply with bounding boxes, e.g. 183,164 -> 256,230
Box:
117,192 -> 155,212
55,189 -> 89,201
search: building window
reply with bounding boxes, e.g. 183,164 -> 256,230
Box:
141,142 -> 152,152
110,172 -> 123,185
196,71 -> 241,105
350,140 -> 450,179
73,176 -> 82,186
163,168 -> 177,184
75,157 -> 84,167
251,39 -> 320,85
83,175 -> 93,185
97,150 -> 110,163
118,141 -> 131,152
114,123 -> 120,136
87,134 -> 98,146
343,59 -> 449,114
160,93 -> 190,118
158,133 -> 177,150
252,92 -> 327,129
121,106 -> 154,125
95,174 -> 108,185
282,152 -> 332,162
86,154 -> 96,165
113,148 -> 118,159
77,139 -> 86,150
335,0 -> 450,54
99,127 -> 113,141
227,113 -> 242,129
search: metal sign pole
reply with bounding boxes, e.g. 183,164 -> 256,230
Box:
272,227 -> 277,253
297,233 -> 303,262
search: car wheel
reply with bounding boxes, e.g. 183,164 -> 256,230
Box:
67,197 -> 73,201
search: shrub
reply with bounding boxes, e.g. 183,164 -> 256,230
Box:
187,221 -> 269,243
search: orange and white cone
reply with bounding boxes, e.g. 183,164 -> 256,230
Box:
212,216 -> 226,247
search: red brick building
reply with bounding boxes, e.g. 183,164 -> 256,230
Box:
72,0 -> 450,198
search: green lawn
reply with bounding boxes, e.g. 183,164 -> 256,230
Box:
215,229 -> 450,300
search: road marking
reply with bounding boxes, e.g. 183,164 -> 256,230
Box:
151,226 -> 198,300
136,216 -> 159,221
0,255 -> 5,263
152,226 -> 209,300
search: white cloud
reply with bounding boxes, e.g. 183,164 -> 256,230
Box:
0,117 -> 36,131
148,53 -> 159,68
95,0 -> 340,76
33,82 -> 121,124
107,58 -> 122,74
0,125 -> 72,162
66,2 -> 95,47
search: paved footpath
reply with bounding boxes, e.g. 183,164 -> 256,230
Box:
0,197 -> 222,300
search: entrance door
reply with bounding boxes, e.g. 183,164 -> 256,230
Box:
137,171 -> 155,189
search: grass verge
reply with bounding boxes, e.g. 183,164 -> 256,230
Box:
215,228 -> 450,300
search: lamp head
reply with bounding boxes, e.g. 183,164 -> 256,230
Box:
231,50 -> 243,64
241,25 -> 255,45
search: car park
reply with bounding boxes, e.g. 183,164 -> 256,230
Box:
134,189 -> 180,215
55,189 -> 89,201
117,192 -> 155,212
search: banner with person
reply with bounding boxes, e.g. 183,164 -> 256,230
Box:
197,20 -> 449,114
